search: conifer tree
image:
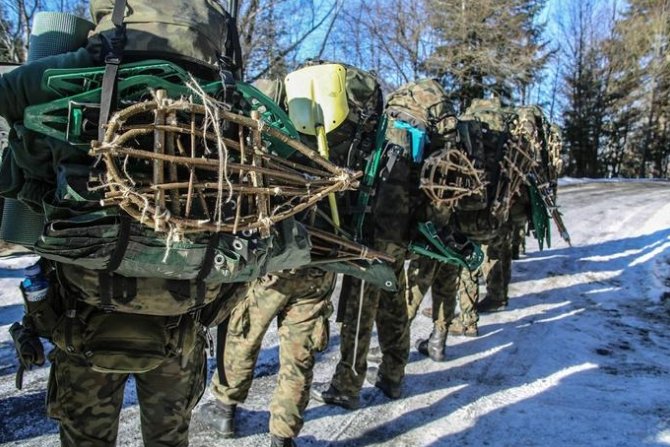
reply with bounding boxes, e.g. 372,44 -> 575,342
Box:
612,0 -> 669,177
424,0 -> 549,111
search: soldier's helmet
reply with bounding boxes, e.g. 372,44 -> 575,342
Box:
88,0 -> 236,77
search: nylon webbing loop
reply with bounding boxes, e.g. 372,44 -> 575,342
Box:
216,317 -> 230,386
97,0 -> 127,142
106,216 -> 131,272
195,233 -> 220,306
98,272 -> 137,309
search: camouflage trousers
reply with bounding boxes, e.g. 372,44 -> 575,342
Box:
46,338 -> 207,447
406,256 -> 479,330
511,223 -> 527,259
480,225 -> 514,305
331,241 -> 410,395
211,269 -> 335,438
428,228 -> 514,329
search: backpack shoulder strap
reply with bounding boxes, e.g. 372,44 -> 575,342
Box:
97,0 -> 127,142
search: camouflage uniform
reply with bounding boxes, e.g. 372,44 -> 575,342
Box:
0,2 -> 242,446
408,257 -> 479,329
210,269 -> 335,438
321,80 -> 452,397
47,336 -> 207,447
428,101 -> 538,326
203,71 -> 346,442
511,223 -> 527,259
331,242 -> 410,395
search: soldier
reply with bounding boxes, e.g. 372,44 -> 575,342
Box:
199,63 -> 382,447
1,2 -> 245,446
200,269 -> 335,447
416,100 -> 545,359
312,79 -> 459,408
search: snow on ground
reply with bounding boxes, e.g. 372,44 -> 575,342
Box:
1,180 -> 669,447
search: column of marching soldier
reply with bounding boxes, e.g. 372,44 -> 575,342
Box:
198,74 -> 560,447
0,2 -> 562,446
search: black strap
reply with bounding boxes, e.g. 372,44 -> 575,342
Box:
99,272 -> 113,309
106,216 -> 131,272
336,274 -> 358,323
97,0 -> 127,142
488,130 -> 509,208
195,233 -> 221,306
218,10 -> 244,82
98,272 -> 137,309
216,317 -> 230,386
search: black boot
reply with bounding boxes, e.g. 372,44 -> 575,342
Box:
416,326 -> 447,361
310,382 -> 360,410
270,434 -> 296,447
477,297 -> 508,313
366,367 -> 402,399
198,400 -> 236,438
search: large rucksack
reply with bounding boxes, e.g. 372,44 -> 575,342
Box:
0,4 -> 356,313
251,70 -> 397,292
385,78 -> 457,157
452,99 -> 543,241
88,0 -> 241,75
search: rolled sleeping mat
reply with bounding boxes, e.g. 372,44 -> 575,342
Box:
1,12 -> 94,249
27,11 -> 94,62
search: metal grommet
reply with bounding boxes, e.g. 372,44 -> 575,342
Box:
385,281 -> 393,288
214,253 -> 225,267
242,229 -> 254,237
232,240 -> 244,251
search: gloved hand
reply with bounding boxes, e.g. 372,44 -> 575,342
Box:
9,322 -> 45,390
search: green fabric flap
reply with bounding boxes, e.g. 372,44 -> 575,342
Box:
33,208 -> 314,284
318,260 -> 397,292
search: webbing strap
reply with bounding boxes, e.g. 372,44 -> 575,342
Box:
216,317 -> 230,386
106,216 -> 131,272
97,0 -> 127,142
99,272 -> 137,309
195,233 -> 220,306
218,11 -> 244,81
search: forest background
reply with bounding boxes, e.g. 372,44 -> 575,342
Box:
1,0 -> 668,179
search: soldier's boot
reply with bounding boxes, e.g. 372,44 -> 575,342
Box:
416,326 -> 447,362
448,319 -> 479,337
477,297 -> 508,313
310,383 -> 360,410
367,346 -> 382,364
366,367 -> 402,399
270,435 -> 296,447
198,401 -> 236,438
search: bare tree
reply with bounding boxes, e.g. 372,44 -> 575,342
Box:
319,0 -> 435,91
237,0 -> 340,81
0,0 -> 41,62
560,0 -> 614,177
